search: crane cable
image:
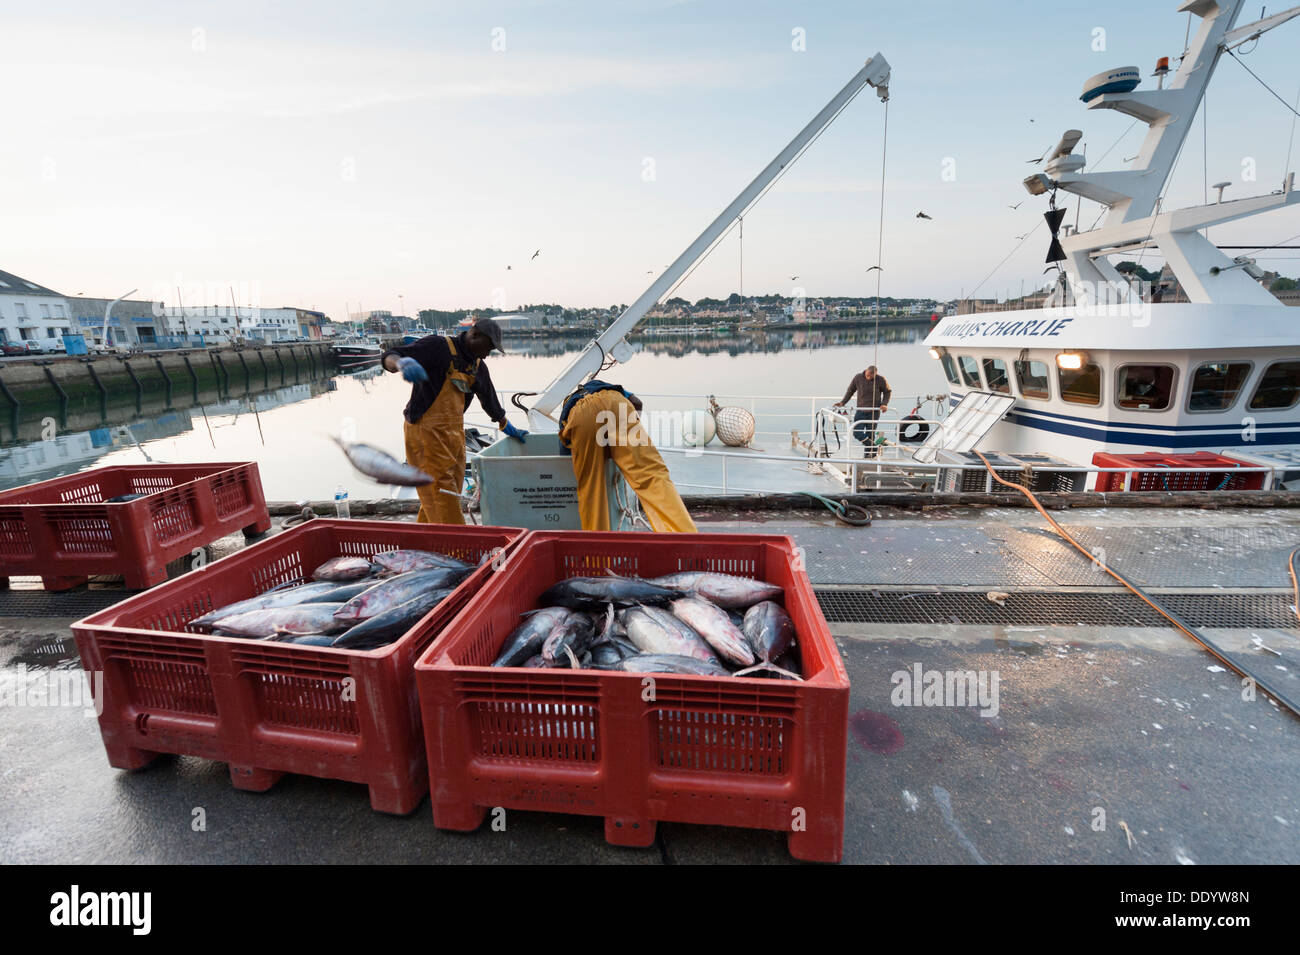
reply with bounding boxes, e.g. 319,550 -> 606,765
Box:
872,98 -> 888,368
971,450 -> 1300,720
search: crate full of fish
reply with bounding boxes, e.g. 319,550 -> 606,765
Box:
415,530 -> 850,862
72,519 -> 524,814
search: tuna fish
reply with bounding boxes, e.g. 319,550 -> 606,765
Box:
541,613 -> 598,664
493,607 -> 574,667
333,566 -> 471,623
539,575 -> 679,609
733,601 -> 802,680
618,654 -> 732,676
648,572 -> 782,609
298,580 -> 378,604
332,437 -> 434,486
669,597 -> 755,666
372,549 -> 474,575
332,588 -> 452,650
618,606 -> 720,664
311,556 -> 377,582
189,581 -> 341,629
213,603 -> 348,638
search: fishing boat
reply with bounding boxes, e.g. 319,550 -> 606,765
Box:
331,337 -> 384,369
921,0 -> 1300,485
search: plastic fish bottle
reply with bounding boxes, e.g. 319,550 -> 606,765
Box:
334,484 -> 351,519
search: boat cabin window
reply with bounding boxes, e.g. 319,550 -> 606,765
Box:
1116,364 -> 1175,411
940,353 -> 960,386
1248,360 -> 1300,411
957,355 -> 982,388
1058,363 -> 1102,405
1188,361 -> 1252,412
1014,359 -> 1050,400
982,357 -> 1011,394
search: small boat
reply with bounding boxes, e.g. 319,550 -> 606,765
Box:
332,338 -> 384,369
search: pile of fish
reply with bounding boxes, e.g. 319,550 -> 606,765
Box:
188,548 -> 476,650
492,571 -> 803,679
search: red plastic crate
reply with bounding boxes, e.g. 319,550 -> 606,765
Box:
1091,451 -> 1266,492
71,519 -> 525,814
0,463 -> 272,590
414,530 -> 850,862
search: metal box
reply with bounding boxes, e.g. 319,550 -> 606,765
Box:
934,450 -> 1084,493
473,432 -> 639,530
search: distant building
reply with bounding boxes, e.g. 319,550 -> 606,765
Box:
65,295 -> 165,346
0,269 -> 73,345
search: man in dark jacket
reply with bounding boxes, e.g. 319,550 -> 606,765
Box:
839,364 -> 891,457
381,317 -> 526,523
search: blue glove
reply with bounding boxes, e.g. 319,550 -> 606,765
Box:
396,357 -> 428,383
501,421 -> 528,443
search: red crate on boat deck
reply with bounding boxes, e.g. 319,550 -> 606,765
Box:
71,519 -> 524,814
414,530 -> 850,862
1091,451 -> 1266,492
0,463 -> 272,591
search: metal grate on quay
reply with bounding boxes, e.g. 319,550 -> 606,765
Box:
814,588 -> 1298,629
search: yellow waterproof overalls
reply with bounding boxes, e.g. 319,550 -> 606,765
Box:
560,389 -> 697,533
403,337 -> 478,524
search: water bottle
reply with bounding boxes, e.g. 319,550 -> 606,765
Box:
334,484 -> 350,519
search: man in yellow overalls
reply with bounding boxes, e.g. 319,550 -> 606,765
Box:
381,317 -> 526,523
558,380 -> 696,533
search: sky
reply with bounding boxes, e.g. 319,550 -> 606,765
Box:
3,0 -> 1299,316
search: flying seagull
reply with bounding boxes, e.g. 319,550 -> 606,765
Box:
1008,201 -> 1023,210
531,249 -> 541,260
506,265 -> 512,270
866,265 -> 883,273
789,275 -> 799,281
916,211 -> 932,220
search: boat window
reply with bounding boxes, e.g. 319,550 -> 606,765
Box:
940,353 -> 960,386
957,355 -> 982,388
1188,361 -> 1252,412
982,357 -> 1011,394
1248,360 -> 1300,411
1058,363 -> 1103,405
1116,364 -> 1175,411
1014,359 -> 1050,400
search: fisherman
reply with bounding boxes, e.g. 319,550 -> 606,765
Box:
381,316 -> 527,524
558,380 -> 696,533
839,364 -> 891,457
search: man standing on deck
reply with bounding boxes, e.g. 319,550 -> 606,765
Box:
558,380 -> 696,533
839,364 -> 891,458
381,317 -> 527,524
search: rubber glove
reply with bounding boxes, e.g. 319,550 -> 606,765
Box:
501,421 -> 528,443
396,357 -> 428,383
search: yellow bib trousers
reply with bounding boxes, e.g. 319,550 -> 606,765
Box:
559,389 -> 696,534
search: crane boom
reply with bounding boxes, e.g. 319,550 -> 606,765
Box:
528,54 -> 892,425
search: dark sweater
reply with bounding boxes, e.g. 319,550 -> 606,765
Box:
383,331 -> 507,425
840,372 -> 891,411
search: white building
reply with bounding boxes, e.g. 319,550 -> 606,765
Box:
0,269 -> 73,346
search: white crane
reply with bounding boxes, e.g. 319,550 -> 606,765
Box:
527,54 -> 893,427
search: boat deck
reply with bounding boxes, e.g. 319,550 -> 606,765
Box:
2,506 -> 1297,864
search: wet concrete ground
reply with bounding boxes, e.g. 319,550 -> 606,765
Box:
2,507 -> 1298,864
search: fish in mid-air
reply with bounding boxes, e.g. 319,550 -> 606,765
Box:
332,437 -> 434,486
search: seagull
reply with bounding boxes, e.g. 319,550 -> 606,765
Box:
1015,233 -> 1030,241
506,265 -> 512,270
531,249 -> 541,260
866,265 -> 883,273
1008,201 -> 1023,210
790,275 -> 799,281
916,211 -> 932,220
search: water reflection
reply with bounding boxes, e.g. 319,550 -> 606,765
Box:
498,321 -> 931,358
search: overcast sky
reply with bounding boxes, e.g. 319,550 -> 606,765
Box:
3,0 -> 1298,316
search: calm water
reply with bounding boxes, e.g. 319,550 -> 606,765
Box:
1,324 -> 945,500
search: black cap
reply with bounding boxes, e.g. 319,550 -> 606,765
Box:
473,316 -> 506,354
